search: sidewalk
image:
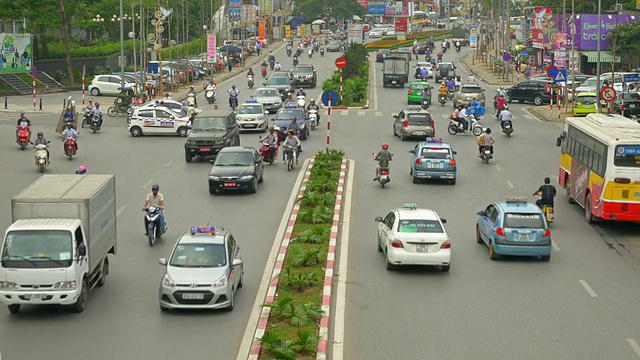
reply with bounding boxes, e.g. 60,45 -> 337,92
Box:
460,53 -> 520,86
0,41 -> 284,115
526,105 -> 573,123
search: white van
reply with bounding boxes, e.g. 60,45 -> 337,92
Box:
575,75 -> 624,94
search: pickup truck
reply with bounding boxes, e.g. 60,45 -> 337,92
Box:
0,175 -> 118,314
383,52 -> 411,88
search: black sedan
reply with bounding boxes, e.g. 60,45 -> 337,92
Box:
376,49 -> 390,62
326,40 -> 342,52
208,146 -> 264,194
613,92 -> 640,117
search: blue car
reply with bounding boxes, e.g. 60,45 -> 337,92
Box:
475,197 -> 552,261
409,138 -> 457,184
270,107 -> 309,140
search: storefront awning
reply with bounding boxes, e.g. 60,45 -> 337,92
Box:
581,51 -> 620,63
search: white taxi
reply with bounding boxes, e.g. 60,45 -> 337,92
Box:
236,101 -> 268,132
375,203 -> 451,271
128,106 -> 191,137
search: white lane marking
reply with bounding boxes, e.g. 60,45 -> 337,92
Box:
523,114 -> 534,120
341,110 -> 349,115
551,237 -> 561,251
506,180 -> 515,189
375,111 -> 382,117
358,110 -> 365,116
165,160 -> 173,167
522,108 -> 544,123
235,158 -> 311,360
579,280 -> 599,297
116,205 -> 127,217
626,339 -> 640,358
332,159 -> 355,360
142,180 -> 152,189
495,164 -> 503,171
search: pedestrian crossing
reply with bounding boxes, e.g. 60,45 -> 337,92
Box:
325,109 -> 531,121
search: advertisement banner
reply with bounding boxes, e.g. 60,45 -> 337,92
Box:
554,32 -> 567,67
637,0 -> 640,10
229,0 -> 241,19
385,2 -> 407,15
207,34 -> 217,63
394,17 -> 408,32
367,3 -> 387,14
301,24 -> 306,37
576,14 -> 638,50
241,4 -> 256,23
0,33 -> 32,72
531,7 -> 551,49
358,0 -> 368,7
469,26 -> 478,48
258,21 -> 265,41
348,24 -> 363,44
285,25 -> 291,39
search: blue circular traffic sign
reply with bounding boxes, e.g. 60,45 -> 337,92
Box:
546,65 -> 559,78
321,90 -> 339,106
502,53 -> 511,62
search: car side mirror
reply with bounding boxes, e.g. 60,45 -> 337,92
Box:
158,258 -> 168,266
476,211 -> 485,216
452,151 -> 457,154
407,149 -> 414,153
482,89 -> 485,92
47,140 -> 51,144
440,218 -> 447,224
393,114 -> 398,118
265,111 -> 269,114
169,115 -> 175,119
232,258 -> 243,266
374,216 -> 383,222
209,159 -> 215,164
78,244 -> 87,257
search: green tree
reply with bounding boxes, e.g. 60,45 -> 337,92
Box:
293,0 -> 365,22
606,20 -> 640,70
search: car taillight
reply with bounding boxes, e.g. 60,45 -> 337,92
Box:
440,240 -> 451,249
544,83 -> 550,94
618,104 -> 624,110
496,228 -> 506,236
402,119 -> 408,127
449,159 -> 456,165
89,81 -> 93,85
415,158 -> 421,165
543,229 -> 550,237
407,89 -> 412,95
430,119 -> 435,128
391,239 -> 404,248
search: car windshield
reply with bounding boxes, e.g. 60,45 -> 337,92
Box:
255,89 -> 278,97
191,117 -> 226,131
439,64 -> 453,70
329,41 -> 341,46
2,230 -> 72,268
215,151 -> 254,166
238,105 -> 262,114
294,67 -> 313,73
580,78 -> 598,88
614,145 -> 640,167
379,50 -> 390,54
410,84 -> 429,91
420,148 -> 450,159
461,87 -> 482,93
169,243 -> 226,268
576,96 -> 597,104
503,213 -> 545,228
276,110 -> 302,120
267,77 -> 289,85
397,219 -> 443,233
619,93 -> 640,101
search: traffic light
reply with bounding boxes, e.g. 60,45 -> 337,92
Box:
469,5 -> 473,19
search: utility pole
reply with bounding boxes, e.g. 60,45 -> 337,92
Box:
569,0 -> 576,112
595,0 -> 602,112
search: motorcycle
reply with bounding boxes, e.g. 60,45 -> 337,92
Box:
421,98 -> 430,110
373,155 -> 391,188
320,48 -> 325,56
447,116 -> 483,136
297,95 -> 306,108
17,127 -> 30,151
295,48 -> 302,57
229,95 -> 238,110
455,45 -> 461,52
534,193 -> 555,223
247,75 -> 254,89
284,145 -> 296,171
480,146 -> 493,164
107,97 -> 131,117
64,136 -> 77,160
308,49 -> 313,58
438,94 -> 447,105
308,109 -> 318,130
34,142 -> 50,173
144,206 -> 166,247
502,120 -> 513,137
286,47 -> 292,57
259,139 -> 278,164
441,46 -> 447,53
292,57 -> 299,67
90,114 -> 101,133
269,59 -> 275,70
82,108 -> 92,128
205,85 -> 217,104
261,66 -> 268,79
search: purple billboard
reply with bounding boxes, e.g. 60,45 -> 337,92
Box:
547,14 -> 639,50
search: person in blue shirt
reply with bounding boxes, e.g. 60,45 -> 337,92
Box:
445,79 -> 455,96
420,67 -> 428,79
468,98 -> 481,116
63,108 -> 74,122
61,123 -> 78,152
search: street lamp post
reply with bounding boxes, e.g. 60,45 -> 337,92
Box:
148,9 -> 167,96
92,15 -> 105,46
111,2 -> 128,89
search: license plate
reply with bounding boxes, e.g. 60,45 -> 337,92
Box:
518,233 -> 530,241
430,162 -> 441,168
485,150 -> 491,155
200,148 -> 210,152
630,104 -> 636,108
224,182 -> 236,187
416,244 -> 429,252
392,81 -> 397,84
24,294 -> 45,300
584,104 -> 591,108
246,124 -> 256,128
181,293 -> 204,300
414,131 -> 427,135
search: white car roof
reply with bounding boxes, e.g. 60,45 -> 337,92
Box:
395,208 -> 441,221
132,106 -> 188,118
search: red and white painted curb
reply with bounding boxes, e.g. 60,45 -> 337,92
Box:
247,156 -> 348,360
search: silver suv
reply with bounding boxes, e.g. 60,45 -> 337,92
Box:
453,84 -> 486,107
158,226 -> 244,311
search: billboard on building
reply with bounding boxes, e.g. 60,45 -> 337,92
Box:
207,34 -> 217,63
531,7 -> 551,50
348,24 -> 363,44
0,33 -> 31,72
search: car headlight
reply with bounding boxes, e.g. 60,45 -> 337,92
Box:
162,274 -> 176,287
209,175 -> 220,181
212,276 -> 228,288
53,280 -> 77,289
0,281 -> 18,290
275,100 -> 282,104
240,175 -> 254,181
187,140 -> 197,145
256,116 -> 264,121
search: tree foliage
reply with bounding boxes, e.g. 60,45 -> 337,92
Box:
293,0 -> 365,22
606,20 -> 640,69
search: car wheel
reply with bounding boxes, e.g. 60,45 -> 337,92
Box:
533,95 -> 543,106
72,278 -> 89,313
130,126 -> 143,137
489,240 -> 499,260
541,254 -> 551,262
565,180 -> 575,204
209,187 -> 217,195
377,238 -> 383,252
412,175 -> 418,184
441,264 -> 450,272
400,132 -> 406,141
225,290 -> 235,311
177,126 -> 188,137
90,88 -> 100,96
385,253 -> 396,270
507,97 -> 513,103
97,259 -> 108,287
449,178 -> 456,185
235,136 -> 241,146
517,99 -> 524,103
249,179 -> 258,193
258,173 -> 264,183
8,304 -> 20,314
475,225 -> 483,244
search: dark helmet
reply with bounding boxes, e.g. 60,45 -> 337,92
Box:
37,131 -> 43,136
544,177 -> 551,184
151,184 -> 159,190
485,128 -> 492,134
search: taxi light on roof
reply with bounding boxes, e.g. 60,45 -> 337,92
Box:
190,225 -> 216,235
408,106 -> 423,110
403,203 -> 418,209
426,137 -> 443,143
505,196 -> 528,203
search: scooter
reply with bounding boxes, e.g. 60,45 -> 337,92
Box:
455,45 -> 461,52
261,66 -> 268,79
205,85 -> 216,104
64,136 -> 77,160
480,146 -> 493,164
144,206 -> 167,247
421,98 -> 430,110
502,120 -> 513,137
438,94 -> 448,105
320,48 -> 325,56
90,115 -> 101,133
292,57 -> 299,67
447,116 -> 483,136
269,59 -> 275,70
229,95 -> 238,110
187,93 -> 198,108
259,139 -> 278,164
297,95 -> 306,108
308,109 -> 318,130
82,108 -> 92,128
373,155 -> 391,188
534,193 -> 555,223
247,75 -> 254,89
442,46 -> 447,53
34,142 -> 50,173
17,127 -> 30,151
308,49 -> 313,58
286,47 -> 292,57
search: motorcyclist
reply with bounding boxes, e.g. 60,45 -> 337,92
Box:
286,117 -> 302,153
142,184 -> 165,236
457,105 -> 469,131
75,165 -> 87,174
445,79 -> 455,97
228,85 -> 239,104
63,107 -> 74,123
282,129 -> 301,165
438,82 -> 448,97
306,99 -> 320,124
455,40 -> 461,50
297,88 -> 306,97
421,87 -> 431,106
420,66 -> 428,80
533,177 -> 557,208
373,142 -> 393,181
454,76 -> 462,90
495,89 -> 506,115
61,123 -> 78,153
247,67 -> 254,78
477,128 -> 495,157
284,93 -> 297,107
293,56 -> 299,66
274,61 -> 282,71
437,51 -> 443,62
16,113 -> 32,143
164,92 -> 174,100
499,105 -> 513,130
91,102 -> 103,129
34,131 -> 50,164
468,97 -> 481,117
268,51 -> 275,65
187,85 -> 197,107
260,127 -> 279,160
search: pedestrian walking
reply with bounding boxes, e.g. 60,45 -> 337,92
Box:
256,42 -> 261,56
228,58 -> 234,72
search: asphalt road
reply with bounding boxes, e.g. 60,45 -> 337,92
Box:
335,46 -> 640,359
0,43 -> 336,359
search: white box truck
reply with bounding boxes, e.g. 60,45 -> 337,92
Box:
0,175 -> 117,314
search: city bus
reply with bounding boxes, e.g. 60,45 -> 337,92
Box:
557,113 -> 640,223
412,11 -> 427,23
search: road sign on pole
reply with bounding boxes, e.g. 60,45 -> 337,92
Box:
600,86 -> 616,103
502,53 -> 511,62
321,90 -> 339,106
553,69 -> 567,83
624,73 -> 639,83
546,65 -> 558,78
335,57 -> 347,69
